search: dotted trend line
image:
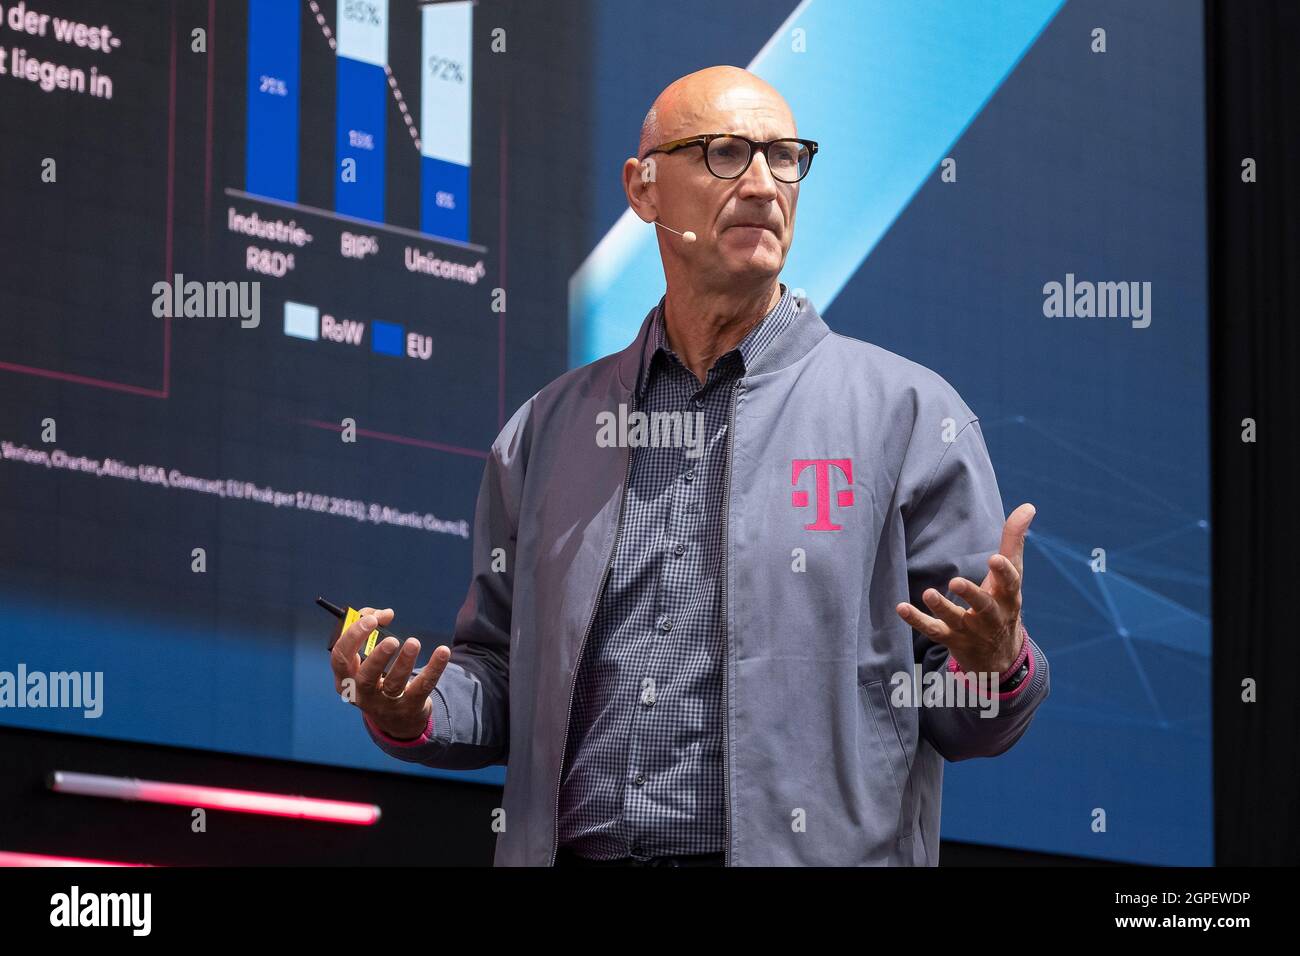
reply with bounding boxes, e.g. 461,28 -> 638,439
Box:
306,0 -> 337,49
306,0 -> 423,152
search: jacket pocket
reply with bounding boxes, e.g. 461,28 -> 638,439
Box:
859,679 -> 913,837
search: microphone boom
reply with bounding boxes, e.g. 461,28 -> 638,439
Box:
654,220 -> 697,243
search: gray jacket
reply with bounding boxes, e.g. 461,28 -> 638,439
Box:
366,293 -> 1050,865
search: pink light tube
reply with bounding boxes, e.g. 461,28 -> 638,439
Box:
0,851 -> 150,867
48,771 -> 381,825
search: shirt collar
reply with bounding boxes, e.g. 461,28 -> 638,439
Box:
638,282 -> 794,399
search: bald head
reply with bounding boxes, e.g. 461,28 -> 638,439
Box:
624,65 -> 802,294
638,66 -> 795,157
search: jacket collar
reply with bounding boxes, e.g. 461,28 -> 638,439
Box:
616,285 -> 830,398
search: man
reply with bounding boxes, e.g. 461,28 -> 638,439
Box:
331,66 -> 1049,866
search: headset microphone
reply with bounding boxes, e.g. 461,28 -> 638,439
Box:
654,220 -> 696,243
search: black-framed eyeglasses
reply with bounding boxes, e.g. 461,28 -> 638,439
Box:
641,133 -> 819,183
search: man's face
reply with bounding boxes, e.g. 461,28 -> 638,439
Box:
647,85 -> 801,285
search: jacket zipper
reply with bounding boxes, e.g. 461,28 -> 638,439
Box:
720,377 -> 741,867
549,390 -> 637,866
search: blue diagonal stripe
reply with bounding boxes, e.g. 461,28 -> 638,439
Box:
569,0 -> 1067,366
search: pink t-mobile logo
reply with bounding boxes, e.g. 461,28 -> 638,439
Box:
791,458 -> 854,531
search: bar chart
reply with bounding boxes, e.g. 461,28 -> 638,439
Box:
244,0 -> 473,243
218,0 -> 500,460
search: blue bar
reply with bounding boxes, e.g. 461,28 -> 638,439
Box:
420,156 -> 469,242
334,57 -> 387,222
371,320 -> 404,356
419,1 -> 472,242
245,0 -> 300,202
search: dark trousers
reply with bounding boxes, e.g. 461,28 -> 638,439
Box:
554,846 -> 725,867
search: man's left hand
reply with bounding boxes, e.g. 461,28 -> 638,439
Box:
895,503 -> 1036,675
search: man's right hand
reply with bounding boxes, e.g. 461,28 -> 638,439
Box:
329,606 -> 451,741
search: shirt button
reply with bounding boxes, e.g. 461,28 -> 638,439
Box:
683,469 -> 695,481
633,772 -> 646,787
673,542 -> 686,556
693,396 -> 704,408
657,616 -> 673,633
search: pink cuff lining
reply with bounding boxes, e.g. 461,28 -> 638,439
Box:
946,625 -> 1036,701
364,710 -> 435,747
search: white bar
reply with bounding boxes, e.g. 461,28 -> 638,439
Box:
337,0 -> 389,66
420,0 -> 473,165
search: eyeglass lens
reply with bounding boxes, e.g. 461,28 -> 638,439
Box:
705,136 -> 810,182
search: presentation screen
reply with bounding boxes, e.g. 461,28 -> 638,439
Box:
568,0 -> 1210,865
1,0 -> 1208,864
0,0 -> 551,786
